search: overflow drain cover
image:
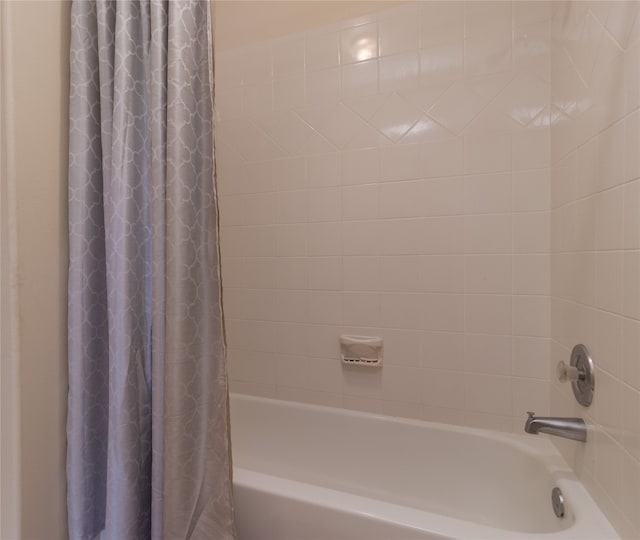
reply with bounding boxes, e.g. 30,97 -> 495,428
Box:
552,487 -> 565,518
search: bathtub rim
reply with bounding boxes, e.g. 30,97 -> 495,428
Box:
230,393 -> 619,540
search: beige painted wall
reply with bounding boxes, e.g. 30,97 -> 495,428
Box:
3,1 -> 70,538
214,0 -> 403,50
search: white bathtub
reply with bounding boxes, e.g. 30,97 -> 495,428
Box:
230,394 -> 618,540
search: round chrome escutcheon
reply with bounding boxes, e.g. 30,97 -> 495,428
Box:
570,344 -> 595,407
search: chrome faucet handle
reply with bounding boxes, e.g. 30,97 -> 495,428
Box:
526,411 -> 535,417
557,360 -> 582,383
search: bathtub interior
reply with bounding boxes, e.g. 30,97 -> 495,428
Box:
230,394 -> 576,535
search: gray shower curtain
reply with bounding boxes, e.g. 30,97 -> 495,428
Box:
66,1 -> 236,539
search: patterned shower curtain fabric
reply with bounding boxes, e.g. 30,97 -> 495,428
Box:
66,1 -> 236,539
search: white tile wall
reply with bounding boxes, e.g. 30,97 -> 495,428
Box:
215,1 -> 552,434
550,2 -> 640,538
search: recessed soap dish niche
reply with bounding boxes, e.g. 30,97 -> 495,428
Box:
340,335 -> 383,367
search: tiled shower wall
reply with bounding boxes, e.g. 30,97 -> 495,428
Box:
549,2 -> 640,538
215,1 -> 552,432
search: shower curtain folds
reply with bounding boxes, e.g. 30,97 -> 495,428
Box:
66,1 -> 236,539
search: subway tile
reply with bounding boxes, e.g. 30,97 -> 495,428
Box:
400,114 -> 456,145
245,258 -> 277,289
623,251 -> 640,321
421,139 -> 464,178
342,292 -> 380,328
379,218 -> 424,255
595,186 -> 625,250
513,170 -> 550,212
512,377 -> 550,417
597,121 -> 626,190
465,255 -> 512,294
377,328 -> 422,367
219,193 -> 275,227
422,216 -> 465,254
343,184 -> 379,220
575,139 -> 598,199
308,222 -> 342,256
341,361 -> 384,399
380,292 -> 424,329
341,59 -> 379,101
419,42 -> 464,87
623,318 -> 640,394
419,1 -> 464,48
275,322 -> 310,356
512,337 -> 550,379
343,221 -> 381,256
514,1 -> 551,27
513,254 -> 550,295
464,173 -> 512,215
305,68 -> 340,108
276,290 -> 308,323
596,371 -> 625,444
464,333 -> 512,375
382,365 -> 422,403
308,257 -> 342,291
308,291 -> 342,324
246,289 -> 278,321
421,331 -> 465,371
422,369 -> 465,409
429,82 -> 487,134
513,212 -> 550,253
306,358 -> 343,394
379,178 -> 463,218
464,132 -> 511,174
625,39 -> 640,114
305,31 -> 340,71
228,350 -> 277,385
341,22 -> 378,64
273,76 -> 305,112
513,128 -> 550,170
465,373 -> 512,416
622,385 -> 640,461
465,294 -> 512,335
380,144 -> 422,181
464,214 -> 512,254
596,251 -> 624,314
276,257 -> 308,290
307,188 -> 342,222
423,293 -> 465,332
306,153 -> 340,189
624,180 -> 640,250
512,295 -> 550,338
272,35 -> 305,79
273,157 -> 306,191
307,324 -> 340,359
378,51 -> 420,94
275,224 -> 306,257
378,256 -> 422,292
215,5 -> 640,505
378,3 -> 419,57
464,31 -> 512,78
240,43 -> 272,85
223,288 -> 245,319
420,255 -> 465,293
341,148 -> 380,185
276,190 -> 307,224
371,91 -> 421,140
277,355 -> 308,389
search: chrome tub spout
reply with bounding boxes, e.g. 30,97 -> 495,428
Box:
524,412 -> 587,442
